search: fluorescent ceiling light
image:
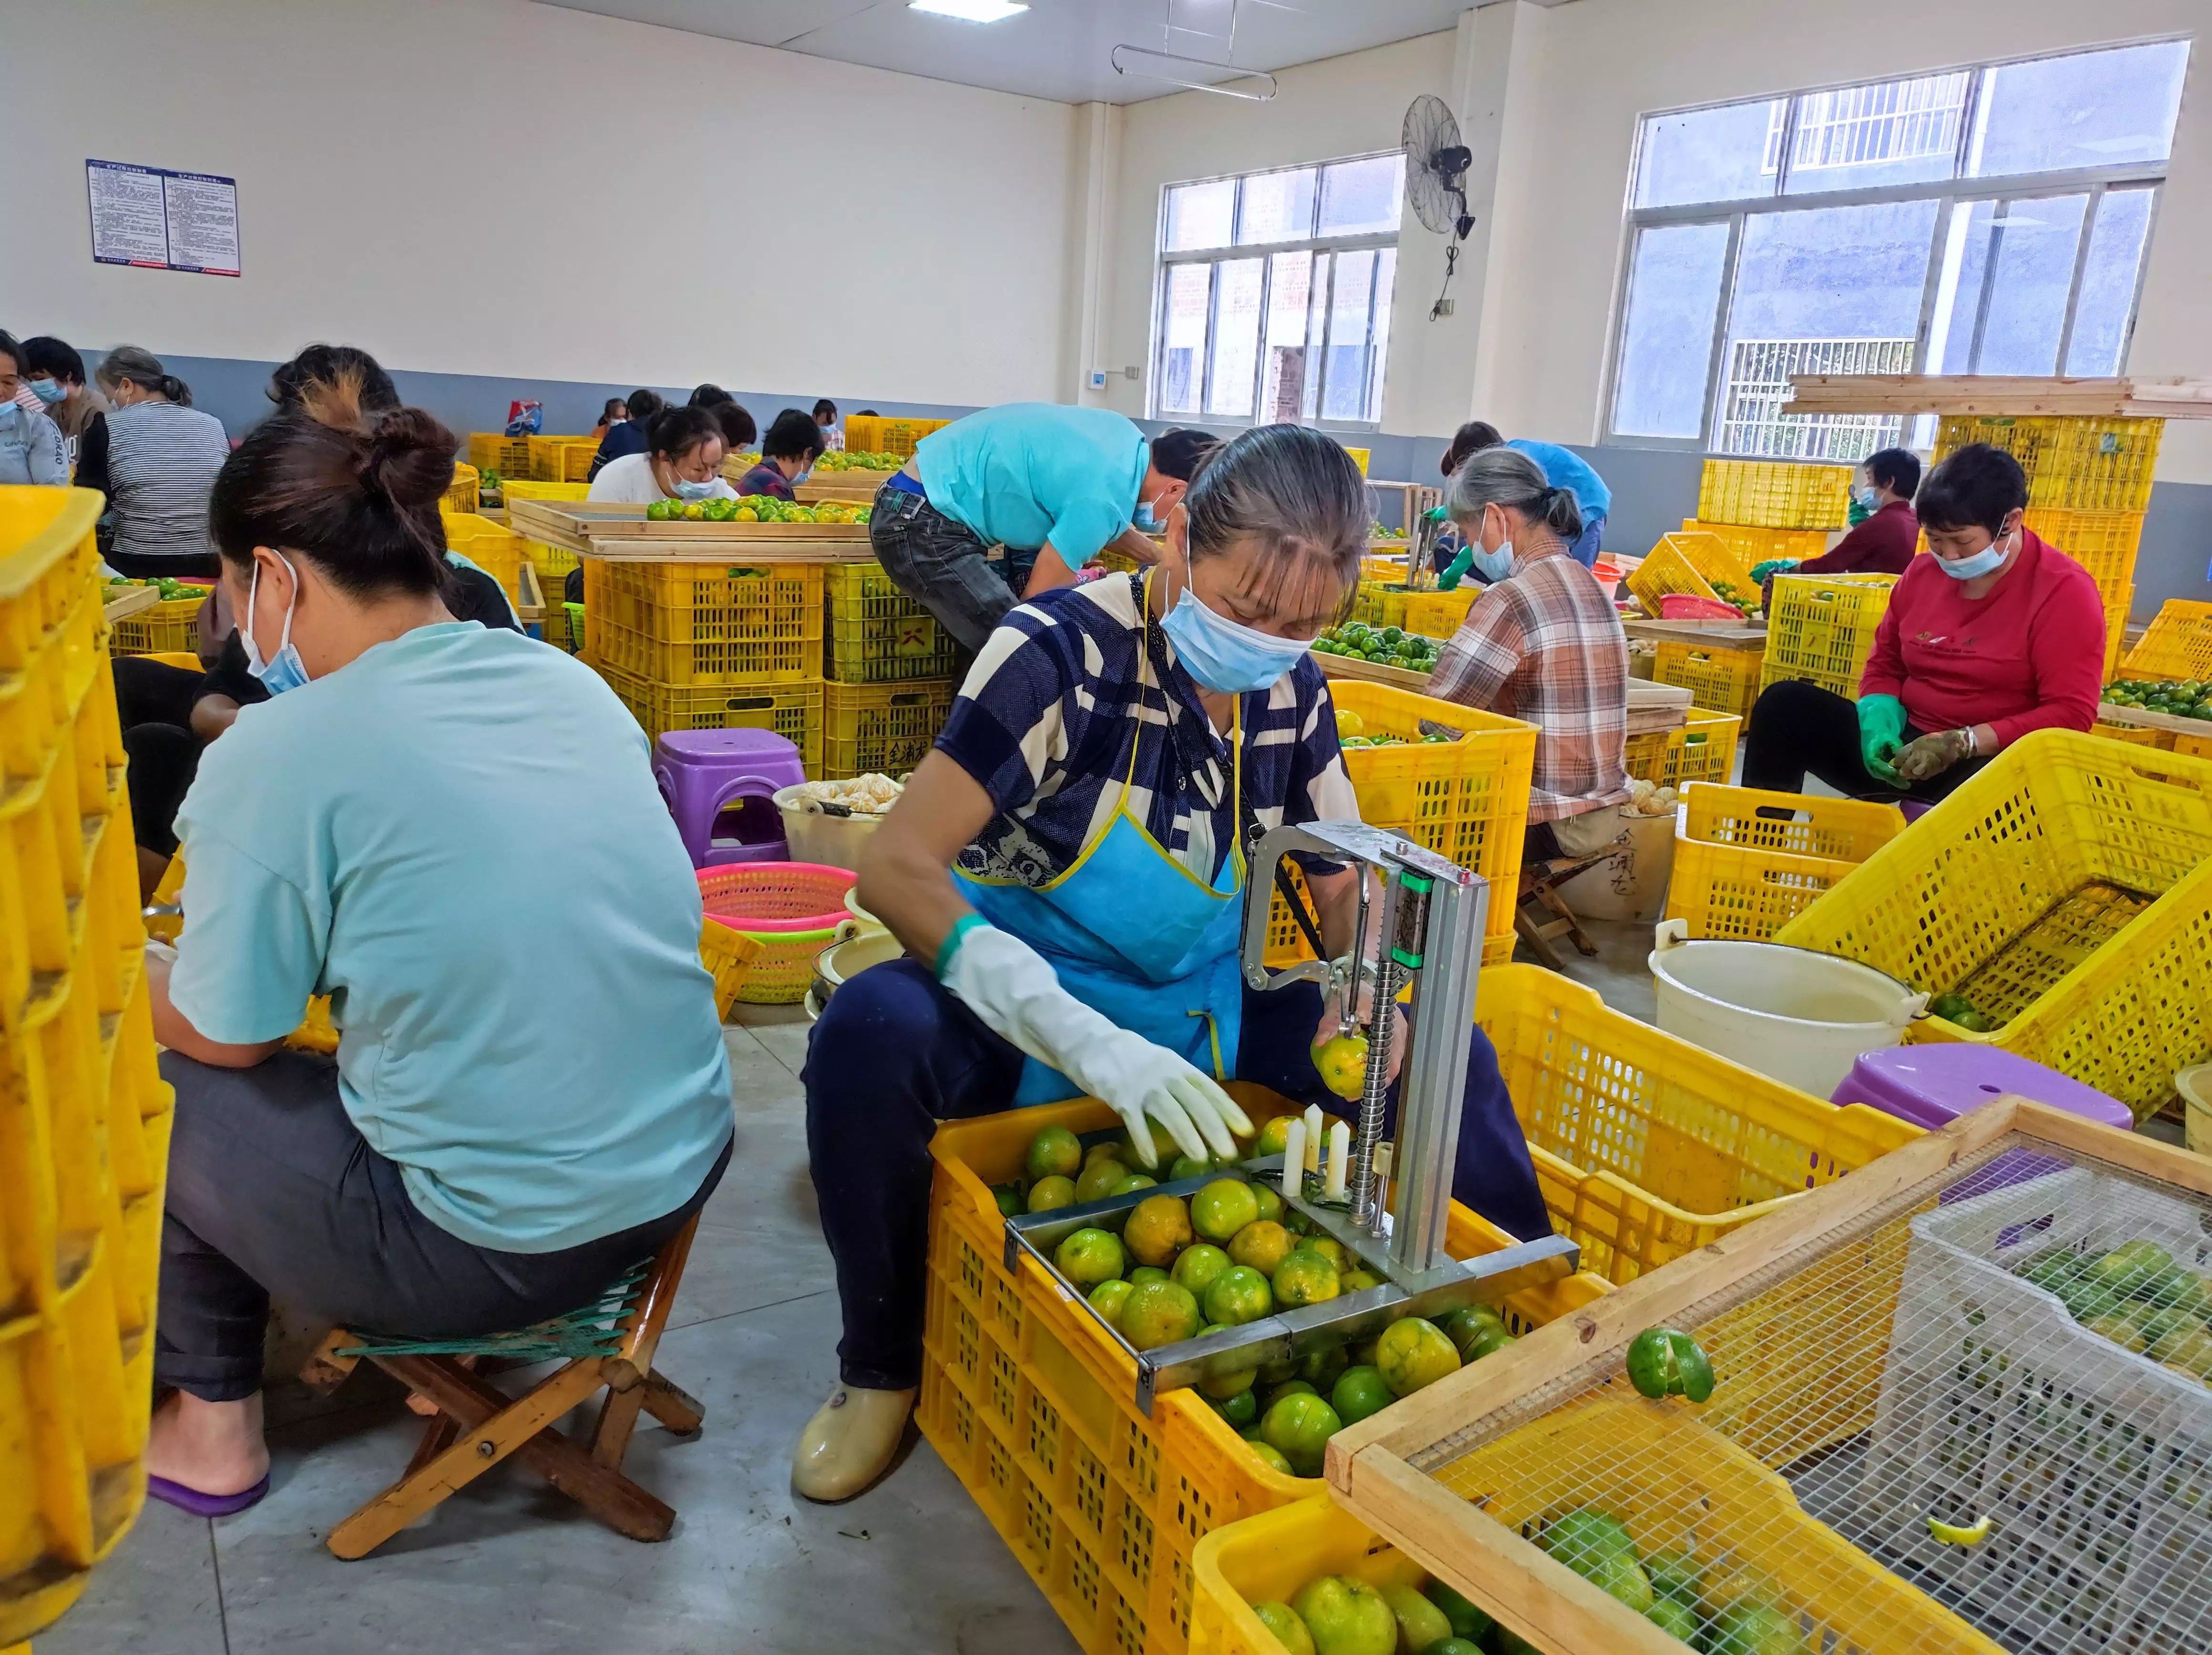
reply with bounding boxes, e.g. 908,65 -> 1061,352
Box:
1111,45 -> 1277,100
910,0 -> 1028,20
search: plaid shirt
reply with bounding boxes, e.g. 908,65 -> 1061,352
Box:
1427,549 -> 1631,823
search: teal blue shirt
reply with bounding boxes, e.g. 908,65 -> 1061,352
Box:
913,404 -> 1149,566
1505,439 -> 1611,519
171,623 -> 732,1253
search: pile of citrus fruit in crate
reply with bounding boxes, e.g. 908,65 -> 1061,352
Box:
1006,1121 -> 1522,1480
814,449 -> 903,471
1311,620 -> 1444,672
2101,676 -> 2212,721
641,496 -> 871,524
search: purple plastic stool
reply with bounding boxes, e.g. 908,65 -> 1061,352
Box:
1832,1044 -> 2132,1132
653,729 -> 806,869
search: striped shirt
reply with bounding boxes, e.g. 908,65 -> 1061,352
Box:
104,401 -> 229,564
939,573 -> 1358,887
1427,547 -> 1631,824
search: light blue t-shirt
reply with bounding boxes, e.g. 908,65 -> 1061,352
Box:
913,404 -> 1149,566
171,623 -> 732,1253
1507,439 -> 1611,519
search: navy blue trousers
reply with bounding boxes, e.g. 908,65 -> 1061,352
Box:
802,959 -> 1551,1391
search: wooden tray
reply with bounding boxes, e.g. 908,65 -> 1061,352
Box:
2094,700 -> 2212,739
101,584 -> 164,622
507,497 -> 870,560
1319,652 -> 1434,691
1620,618 -> 1768,650
1323,1098 -> 2174,1655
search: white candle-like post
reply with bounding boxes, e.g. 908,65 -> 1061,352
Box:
1325,1122 -> 1351,1201
1281,1121 -> 1306,1198
1303,1105 -> 1325,1173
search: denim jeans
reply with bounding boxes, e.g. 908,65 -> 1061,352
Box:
867,481 -> 1034,652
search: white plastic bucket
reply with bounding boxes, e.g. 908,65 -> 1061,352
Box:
1648,918 -> 1928,1098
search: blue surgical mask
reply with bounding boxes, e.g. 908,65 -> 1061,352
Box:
1468,538 -> 1516,584
1936,541 -> 2008,581
1851,482 -> 1878,509
790,466 -> 813,488
1157,566 -> 1310,694
243,553 -> 310,695
1133,489 -> 1173,535
29,379 -> 64,405
673,477 -> 719,501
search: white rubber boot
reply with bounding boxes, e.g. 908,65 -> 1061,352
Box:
791,1384 -> 917,1503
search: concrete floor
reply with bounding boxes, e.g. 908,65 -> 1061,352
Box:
47,932 -> 1660,1655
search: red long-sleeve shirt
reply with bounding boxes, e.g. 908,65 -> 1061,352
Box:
1796,498 -> 1918,576
1858,531 -> 2105,750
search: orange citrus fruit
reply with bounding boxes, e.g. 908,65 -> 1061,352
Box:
1228,1219 -> 1294,1276
1375,1316 -> 1462,1398
1027,1176 -> 1076,1213
1123,1194 -> 1193,1268
1274,1249 -> 1342,1308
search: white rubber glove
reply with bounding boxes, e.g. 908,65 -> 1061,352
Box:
941,922 -> 1252,1168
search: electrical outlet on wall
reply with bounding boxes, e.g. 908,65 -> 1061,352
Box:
1124,366 -> 1140,380
1434,298 -> 1455,317
1088,370 -> 1108,391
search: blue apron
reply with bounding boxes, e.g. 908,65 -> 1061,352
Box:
955,614 -> 1247,1107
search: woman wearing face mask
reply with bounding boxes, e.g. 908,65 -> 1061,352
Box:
736,409 -> 829,501
0,331 -> 69,485
1743,443 -> 2104,802
585,405 -> 736,507
1427,448 -> 1632,862
20,336 -> 110,471
140,397 -> 734,1518
789,425 -> 1551,1502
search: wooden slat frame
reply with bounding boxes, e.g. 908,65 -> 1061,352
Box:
1326,1098 -> 2212,1655
1785,374 -> 2212,419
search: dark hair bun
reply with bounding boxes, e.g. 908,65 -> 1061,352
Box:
364,407 -> 459,511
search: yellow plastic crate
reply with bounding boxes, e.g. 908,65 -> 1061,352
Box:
1680,519 -> 1829,568
584,560 -> 824,686
2103,590 -> 2130,681
443,461 -> 480,516
1625,532 -> 1757,618
526,541 -> 581,649
1191,1498 -> 1428,1655
1096,545 -> 1144,576
2021,506 -> 2141,605
820,677 -> 953,780
1401,587 -> 1479,639
1663,783 -> 1904,942
1696,460 -> 1852,530
1776,729 -> 2212,1122
465,432 -> 533,480
106,587 -> 205,657
497,478 -> 591,505
919,1091 -> 1611,1655
1342,445 -> 1371,476
1351,582 -> 1409,631
1758,571 -> 1895,703
2120,599 -> 2212,683
697,919 -> 764,1021
526,435 -> 598,483
0,485 -> 174,1647
843,415 -> 950,461
825,562 -> 959,683
1480,963 -> 1920,1286
1652,639 -> 1763,718
1621,709 -> 1740,791
590,661 -> 823,769
2093,719 -> 2212,762
1936,413 -> 2162,512
438,511 -> 525,603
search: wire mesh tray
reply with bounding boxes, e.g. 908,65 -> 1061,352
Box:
1326,1099 -> 2212,1655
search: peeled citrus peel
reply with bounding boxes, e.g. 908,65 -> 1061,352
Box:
1927,1514 -> 1992,1545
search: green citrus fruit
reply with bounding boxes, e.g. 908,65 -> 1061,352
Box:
1379,1582 -> 1453,1655
1645,1597 -> 1701,1643
1119,1280 -> 1201,1350
1341,1268 -> 1381,1293
992,1182 -> 1024,1217
1090,1277 -> 1136,1321
1274,1249 -> 1342,1308
1228,1220 -> 1294,1277
1251,1601 -> 1316,1655
1123,1194 -> 1193,1267
1585,1550 -> 1654,1614
1263,1379 -> 1317,1409
1214,1388 -> 1258,1429
1169,1153 -> 1214,1182
1245,1439 -> 1294,1476
1256,1116 -> 1294,1157
1251,1182 -> 1284,1223
1297,1342 -> 1348,1392
1075,1157 -> 1131,1203
1055,1227 -> 1126,1288
1424,1579 -> 1494,1643
1027,1175 -> 1076,1213
1289,1574 -> 1396,1655
1331,1365 -> 1393,1427
1192,1178 -> 1262,1243
1644,1548 -> 1700,1607
1129,1118 -> 1180,1167
1171,1243 -> 1232,1297
1707,1601 -> 1807,1655
1375,1317 -> 1462,1398
1437,1305 -> 1509,1362
1199,1364 -> 1257,1399
1300,1236 -> 1349,1272
1430,1641 -> 1485,1655
1540,1510 -> 1635,1576
1027,1125 -> 1081,1182
1260,1391 -> 1342,1476
1111,1174 -> 1157,1196
1129,1265 -> 1171,1288
1204,1264 -> 1274,1327
1084,1141 -> 1127,1168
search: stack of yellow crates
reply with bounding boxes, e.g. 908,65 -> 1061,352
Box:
842,415 -> 951,463
822,563 -> 957,781
1934,414 -> 2164,678
0,485 -> 174,1649
465,431 -> 532,482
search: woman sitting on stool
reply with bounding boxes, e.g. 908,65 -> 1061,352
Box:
1741,443 -> 2104,802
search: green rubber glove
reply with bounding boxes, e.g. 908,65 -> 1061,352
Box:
1437,543 -> 1475,592
1858,694 -> 1907,785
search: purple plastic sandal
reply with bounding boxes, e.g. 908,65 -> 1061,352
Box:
147,1472 -> 270,1518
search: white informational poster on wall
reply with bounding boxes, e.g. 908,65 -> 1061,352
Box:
86,160 -> 241,277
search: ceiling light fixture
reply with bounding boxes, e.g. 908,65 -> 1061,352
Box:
1110,45 -> 1277,100
910,0 -> 1028,21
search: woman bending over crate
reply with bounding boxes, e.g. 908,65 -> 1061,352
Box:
140,392 -> 734,1517
1742,444 -> 2105,804
794,424 -> 1550,1503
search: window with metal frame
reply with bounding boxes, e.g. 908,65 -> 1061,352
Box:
1608,38 -> 2189,458
1153,153 -> 1406,429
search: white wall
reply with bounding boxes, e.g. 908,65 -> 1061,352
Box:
6,0 -> 1081,409
1106,0 -> 2211,483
